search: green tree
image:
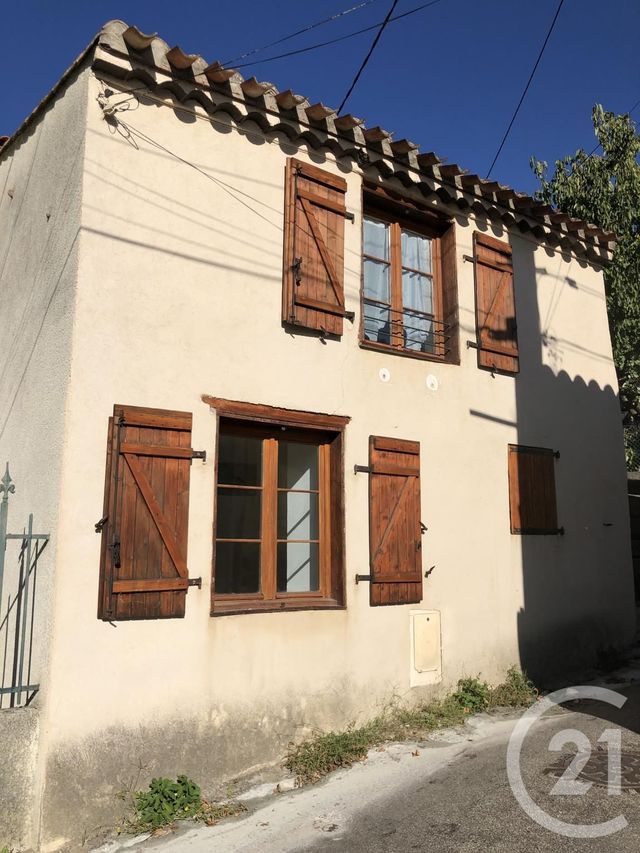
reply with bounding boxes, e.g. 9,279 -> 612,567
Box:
531,105 -> 640,469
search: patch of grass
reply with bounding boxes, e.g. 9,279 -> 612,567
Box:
285,718 -> 388,785
488,666 -> 537,708
286,667 -> 537,786
451,677 -> 491,713
198,800 -> 248,826
121,775 -> 246,834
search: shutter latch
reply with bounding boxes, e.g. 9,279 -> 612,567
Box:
188,577 -> 202,589
95,516 -> 108,533
109,537 -> 121,568
191,450 -> 207,462
355,574 -> 371,584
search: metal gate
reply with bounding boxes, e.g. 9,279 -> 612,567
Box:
0,464 -> 49,708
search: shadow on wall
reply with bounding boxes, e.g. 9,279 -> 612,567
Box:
509,233 -> 635,685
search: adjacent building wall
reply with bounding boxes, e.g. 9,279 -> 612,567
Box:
36,72 -> 635,848
0,66 -> 89,848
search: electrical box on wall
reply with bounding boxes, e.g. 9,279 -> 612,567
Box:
410,610 -> 442,686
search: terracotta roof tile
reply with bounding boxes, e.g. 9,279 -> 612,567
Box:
7,18 -> 613,262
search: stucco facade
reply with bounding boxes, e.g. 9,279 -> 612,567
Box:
0,21 -> 635,851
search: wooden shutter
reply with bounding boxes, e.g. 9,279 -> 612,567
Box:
369,436 -> 423,606
473,232 -> 519,374
98,405 -> 194,621
508,445 -> 559,534
441,223 -> 459,363
282,157 -> 348,336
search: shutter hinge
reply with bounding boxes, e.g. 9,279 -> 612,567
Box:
345,211 -> 355,223
354,464 -> 371,475
188,577 -> 202,588
95,516 -> 108,533
292,257 -> 302,285
191,450 -> 207,463
355,574 -> 371,584
554,450 -> 561,459
463,254 -> 475,263
420,522 -> 428,533
425,565 -> 436,579
344,310 -> 356,322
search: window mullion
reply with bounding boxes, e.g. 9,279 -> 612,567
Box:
261,437 -> 278,600
390,222 -> 403,348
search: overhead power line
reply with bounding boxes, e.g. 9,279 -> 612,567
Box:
485,0 -> 565,179
337,0 -> 399,113
233,0 -> 445,70
222,0 -> 380,66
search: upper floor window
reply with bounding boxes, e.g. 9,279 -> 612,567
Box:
361,188 -> 459,363
363,216 -> 440,356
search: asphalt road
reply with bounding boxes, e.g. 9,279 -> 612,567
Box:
308,685 -> 640,853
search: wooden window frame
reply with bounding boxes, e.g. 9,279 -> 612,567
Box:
204,396 -> 348,616
359,186 -> 458,364
507,444 -> 562,535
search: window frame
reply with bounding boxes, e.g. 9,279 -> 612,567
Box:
204,396 -> 348,616
360,188 -> 452,363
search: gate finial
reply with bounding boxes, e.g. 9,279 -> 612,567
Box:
0,464 -> 15,499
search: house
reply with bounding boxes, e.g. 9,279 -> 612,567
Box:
0,19 -> 635,851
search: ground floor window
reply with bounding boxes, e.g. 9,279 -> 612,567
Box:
206,397 -> 347,615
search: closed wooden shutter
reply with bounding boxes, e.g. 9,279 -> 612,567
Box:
474,232 -> 519,374
508,444 -> 559,534
98,405 -> 194,620
282,158 -> 348,336
369,436 -> 423,606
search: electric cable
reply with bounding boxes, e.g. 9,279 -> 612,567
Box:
232,0 -> 446,70
337,0 -> 399,113
485,0 -> 565,179
222,0 -> 380,66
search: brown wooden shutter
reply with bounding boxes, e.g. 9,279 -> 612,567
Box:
441,223 -> 459,363
282,157 -> 348,336
369,436 -> 423,606
473,232 -> 519,374
98,405 -> 194,621
508,444 -> 559,534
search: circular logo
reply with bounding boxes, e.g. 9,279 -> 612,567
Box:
506,685 -> 628,838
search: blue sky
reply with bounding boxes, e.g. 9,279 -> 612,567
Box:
2,0 -> 638,194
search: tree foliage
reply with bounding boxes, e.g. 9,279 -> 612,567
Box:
531,105 -> 640,468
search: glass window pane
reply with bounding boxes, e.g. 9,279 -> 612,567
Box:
278,492 -> 319,540
401,230 -> 432,273
218,434 -> 262,486
216,488 -> 261,539
363,217 -> 389,260
363,257 -> 390,304
215,541 -> 260,594
363,302 -> 392,345
277,542 -> 319,593
402,270 -> 433,315
278,442 -> 318,490
403,311 -> 435,353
